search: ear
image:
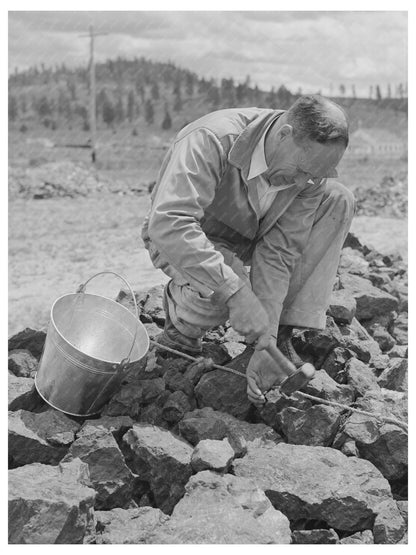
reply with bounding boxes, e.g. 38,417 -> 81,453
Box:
276,124 -> 293,142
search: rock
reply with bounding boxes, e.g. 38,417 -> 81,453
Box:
233,442 -> 393,531
341,439 -> 359,457
292,529 -> 339,544
339,530 -> 374,544
8,349 -> 38,377
338,247 -> 370,275
191,438 -> 235,472
343,231 -> 365,251
338,318 -> 382,364
162,390 -> 193,424
8,458 -> 95,544
62,426 -> 137,510
194,348 -> 251,420
81,415 -> 134,442
8,409 -> 81,467
392,312 -> 408,345
143,322 -> 163,339
164,367 -> 194,396
338,273 -> 398,320
146,471 -> 291,544
179,407 -> 282,457
8,327 -> 46,359
370,353 -> 391,373
378,358 -> 407,392
183,358 -> 214,386
260,391 -> 312,429
328,289 -> 356,324
137,398 -> 169,427
387,345 -> 408,359
396,500 -> 408,525
8,374 -> 44,411
292,317 -> 343,366
304,369 -> 355,404
142,284 -> 166,325
373,498 -> 406,544
93,507 -> 168,544
178,407 -> 229,445
276,405 -> 341,446
123,424 -> 193,514
321,347 -> 353,383
335,391 -> 407,481
102,378 -> 165,419
345,358 -> 381,397
369,324 -> 396,352
201,342 -> 232,365
221,341 -> 246,358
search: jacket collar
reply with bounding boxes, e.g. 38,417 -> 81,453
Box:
228,109 -> 285,172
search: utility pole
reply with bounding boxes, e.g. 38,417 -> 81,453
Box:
79,25 -> 108,164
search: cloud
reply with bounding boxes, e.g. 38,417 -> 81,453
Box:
8,11 -> 407,95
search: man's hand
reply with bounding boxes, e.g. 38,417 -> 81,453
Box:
226,285 -> 270,347
246,346 -> 290,407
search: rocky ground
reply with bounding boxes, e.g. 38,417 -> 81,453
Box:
8,232 -> 408,544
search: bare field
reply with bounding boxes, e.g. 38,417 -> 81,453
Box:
8,191 -> 407,336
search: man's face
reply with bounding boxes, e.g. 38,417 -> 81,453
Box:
266,131 -> 346,186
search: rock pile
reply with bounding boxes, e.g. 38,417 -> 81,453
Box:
8,233 -> 407,544
8,161 -> 146,199
354,173 -> 407,218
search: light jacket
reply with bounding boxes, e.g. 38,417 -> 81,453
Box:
141,107 -> 327,331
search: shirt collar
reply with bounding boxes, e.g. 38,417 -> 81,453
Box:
247,118 -> 276,180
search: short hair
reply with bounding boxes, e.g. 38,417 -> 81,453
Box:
286,95 -> 349,147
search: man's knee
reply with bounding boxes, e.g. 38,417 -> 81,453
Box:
323,180 -> 356,219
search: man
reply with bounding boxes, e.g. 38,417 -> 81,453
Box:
142,95 -> 355,406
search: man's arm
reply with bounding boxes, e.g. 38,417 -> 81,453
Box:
250,179 -> 327,334
147,127 -> 246,303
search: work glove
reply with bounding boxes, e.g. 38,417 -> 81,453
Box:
226,284 -> 271,349
246,346 -> 287,407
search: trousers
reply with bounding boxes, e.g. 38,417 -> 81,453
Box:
158,181 -> 355,338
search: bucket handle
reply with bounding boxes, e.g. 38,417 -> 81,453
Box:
76,271 -> 140,371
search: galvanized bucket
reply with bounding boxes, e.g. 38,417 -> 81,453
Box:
35,271 -> 149,417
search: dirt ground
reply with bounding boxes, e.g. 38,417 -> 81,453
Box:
8,192 -> 407,336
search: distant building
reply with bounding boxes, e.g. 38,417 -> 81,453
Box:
347,128 -> 406,159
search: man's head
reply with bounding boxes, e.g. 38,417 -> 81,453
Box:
265,95 -> 349,186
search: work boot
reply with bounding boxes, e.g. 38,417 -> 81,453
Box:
156,283 -> 203,355
276,325 -> 304,369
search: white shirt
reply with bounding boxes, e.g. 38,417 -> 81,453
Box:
247,122 -> 296,219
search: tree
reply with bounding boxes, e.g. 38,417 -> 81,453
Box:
398,83 -> 404,99
151,82 -> 160,100
387,83 -> 392,98
185,73 -> 194,96
8,95 -> 18,121
102,98 -> 116,128
376,85 -> 382,101
162,108 -> 172,130
145,99 -> 154,125
37,96 -> 52,118
127,90 -> 135,122
351,85 -> 356,99
207,85 -> 220,107
173,91 -> 183,112
339,84 -> 346,97
369,86 -> 373,99
115,96 -> 124,123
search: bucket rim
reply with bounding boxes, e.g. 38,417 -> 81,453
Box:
50,292 -> 150,366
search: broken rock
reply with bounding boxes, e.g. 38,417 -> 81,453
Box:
191,438 -> 235,472
328,289 -> 357,324
292,529 -> 339,544
9,409 -> 80,467
276,405 -> 341,446
338,273 -> 398,320
62,426 -> 137,510
304,369 -> 355,404
378,358 -> 407,392
8,374 -> 44,411
233,442 -> 393,531
8,458 -> 95,544
373,498 -> 406,544
339,530 -> 374,544
8,349 -> 38,378
345,358 -> 381,397
93,507 -> 168,544
162,390 -> 194,424
146,470 -> 291,544
8,327 -> 46,359
123,424 -> 193,514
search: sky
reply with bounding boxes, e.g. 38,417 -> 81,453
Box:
8,10 -> 408,96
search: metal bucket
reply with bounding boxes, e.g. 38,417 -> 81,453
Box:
35,271 -> 149,417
